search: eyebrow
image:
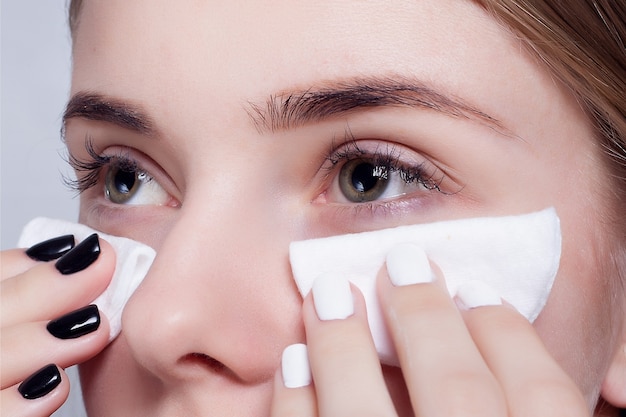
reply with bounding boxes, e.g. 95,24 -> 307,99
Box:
247,76 -> 505,134
64,77 -> 505,137
63,92 -> 155,135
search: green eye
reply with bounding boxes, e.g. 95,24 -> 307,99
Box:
104,162 -> 170,206
338,159 -> 390,202
105,165 -> 141,204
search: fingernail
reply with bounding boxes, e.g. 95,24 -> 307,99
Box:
456,280 -> 502,309
18,364 -> 62,400
26,235 -> 75,262
312,272 -> 354,321
55,233 -> 100,275
386,244 -> 434,286
282,343 -> 312,388
47,304 -> 100,339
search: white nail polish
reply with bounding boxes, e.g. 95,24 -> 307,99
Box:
386,244 -> 434,286
312,272 -> 354,321
282,344 -> 312,388
456,280 -> 502,309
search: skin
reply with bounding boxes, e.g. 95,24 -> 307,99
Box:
2,0 -> 625,416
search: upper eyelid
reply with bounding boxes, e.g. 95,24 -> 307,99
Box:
64,139 -> 153,194
327,142 -> 405,167
324,138 -> 429,174
64,132 -> 186,206
323,126 -> 426,167
322,139 -> 447,193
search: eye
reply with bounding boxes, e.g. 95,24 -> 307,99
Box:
325,140 -> 443,204
338,158 -> 402,202
104,159 -> 171,205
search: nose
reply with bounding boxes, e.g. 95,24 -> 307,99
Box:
121,194 -> 306,388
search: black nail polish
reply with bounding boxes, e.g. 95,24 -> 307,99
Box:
25,235 -> 75,262
18,364 -> 62,400
47,304 -> 100,339
55,233 -> 100,275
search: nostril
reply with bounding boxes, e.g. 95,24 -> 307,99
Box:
178,353 -> 247,382
180,353 -> 226,372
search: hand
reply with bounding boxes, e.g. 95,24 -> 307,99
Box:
1,234 -> 114,417
272,244 -> 590,417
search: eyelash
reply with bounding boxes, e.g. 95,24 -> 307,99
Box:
64,138 -> 145,194
64,135 -> 446,205
325,137 -> 444,194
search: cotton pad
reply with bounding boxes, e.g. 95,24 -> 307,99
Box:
289,208 -> 561,366
18,217 -> 156,342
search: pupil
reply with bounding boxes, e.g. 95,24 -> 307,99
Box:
351,162 -> 379,193
114,169 -> 136,194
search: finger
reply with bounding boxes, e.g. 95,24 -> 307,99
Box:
2,235 -> 76,281
1,235 -> 115,327
2,305 -> 110,389
1,249 -> 39,282
304,273 -> 397,417
1,364 -> 69,417
378,244 -> 506,417
271,344 -> 317,417
456,281 -> 589,416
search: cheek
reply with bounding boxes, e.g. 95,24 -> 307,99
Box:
534,218 -> 620,404
80,336 -> 157,415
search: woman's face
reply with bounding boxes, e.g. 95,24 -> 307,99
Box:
65,0 -> 624,415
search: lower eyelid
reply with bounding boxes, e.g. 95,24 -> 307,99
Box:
316,195 -> 441,233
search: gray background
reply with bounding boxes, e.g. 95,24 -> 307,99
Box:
1,0 -> 79,250
2,1 -> 87,415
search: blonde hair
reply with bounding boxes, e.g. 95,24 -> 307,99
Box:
68,0 -> 626,201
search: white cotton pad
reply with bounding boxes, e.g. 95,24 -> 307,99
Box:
18,217 -> 156,342
289,208 -> 561,366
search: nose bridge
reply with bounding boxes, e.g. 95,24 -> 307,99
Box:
121,185 -> 305,385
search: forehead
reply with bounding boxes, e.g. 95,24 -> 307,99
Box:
72,1 -> 518,94
70,0 -> 566,143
